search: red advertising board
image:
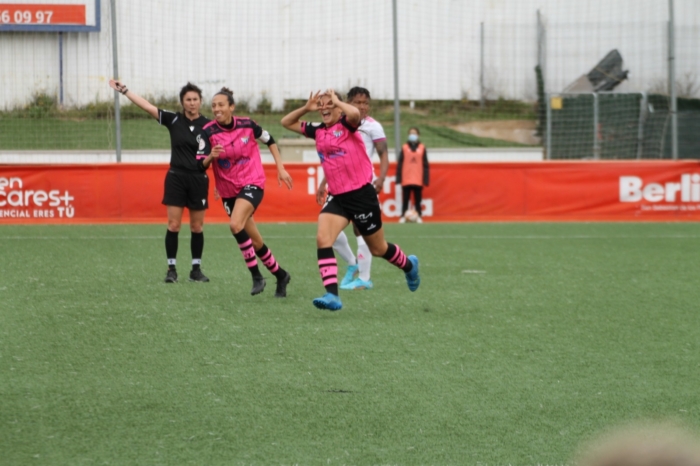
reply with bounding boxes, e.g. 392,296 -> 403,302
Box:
1,161 -> 700,224
0,1 -> 98,32
0,4 -> 85,25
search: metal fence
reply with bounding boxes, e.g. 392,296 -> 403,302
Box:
0,0 -> 698,161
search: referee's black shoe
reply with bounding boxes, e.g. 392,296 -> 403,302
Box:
189,269 -> 210,282
251,276 -> 266,295
164,269 -> 178,283
275,272 -> 291,298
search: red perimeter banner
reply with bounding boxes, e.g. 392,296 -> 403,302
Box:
1,161 -> 700,224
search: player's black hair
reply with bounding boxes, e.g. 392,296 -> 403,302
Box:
179,82 -> 202,104
215,87 -> 235,105
347,86 -> 371,101
409,126 -> 420,135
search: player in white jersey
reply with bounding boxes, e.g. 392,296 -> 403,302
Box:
316,87 -> 390,290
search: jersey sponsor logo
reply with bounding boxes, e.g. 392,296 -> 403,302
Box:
196,134 -> 206,151
217,159 -> 232,169
354,212 -> 373,221
620,174 -> 700,203
318,150 -> 347,162
244,185 -> 258,190
235,158 -> 250,166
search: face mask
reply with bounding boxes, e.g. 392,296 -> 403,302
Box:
408,134 -> 419,143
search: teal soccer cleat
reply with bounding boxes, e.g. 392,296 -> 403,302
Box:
340,264 -> 359,287
405,255 -> 420,292
312,293 -> 343,311
340,278 -> 373,290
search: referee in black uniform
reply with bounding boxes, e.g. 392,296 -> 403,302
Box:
109,79 -> 213,283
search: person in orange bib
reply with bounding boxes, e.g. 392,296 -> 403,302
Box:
396,127 -> 430,223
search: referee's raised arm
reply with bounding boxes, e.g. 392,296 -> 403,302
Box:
109,79 -> 158,120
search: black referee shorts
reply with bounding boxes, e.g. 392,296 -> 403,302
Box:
162,168 -> 209,210
321,183 -> 383,237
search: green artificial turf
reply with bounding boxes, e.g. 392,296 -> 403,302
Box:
1,222 -> 699,464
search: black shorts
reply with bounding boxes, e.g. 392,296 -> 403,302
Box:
222,185 -> 264,217
162,168 -> 209,210
321,183 -> 383,236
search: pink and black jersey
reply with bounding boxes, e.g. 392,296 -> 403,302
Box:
302,116 -> 373,195
203,117 -> 273,198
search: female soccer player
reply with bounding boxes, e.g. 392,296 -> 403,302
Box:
109,79 -> 211,284
203,87 -> 293,297
281,90 -> 420,311
315,87 -> 390,291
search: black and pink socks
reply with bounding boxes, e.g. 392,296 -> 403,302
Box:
383,243 -> 413,273
233,230 -> 263,278
256,244 -> 287,280
317,247 -> 339,296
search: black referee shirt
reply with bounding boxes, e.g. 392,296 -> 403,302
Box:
158,109 -> 211,173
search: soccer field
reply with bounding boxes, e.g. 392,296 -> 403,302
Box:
2,222 -> 699,464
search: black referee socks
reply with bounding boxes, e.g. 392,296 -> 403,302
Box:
191,232 -> 204,270
165,229 -> 179,269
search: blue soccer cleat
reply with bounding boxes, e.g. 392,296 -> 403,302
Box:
312,293 -> 343,311
340,278 -> 373,290
405,255 -> 420,292
340,264 -> 359,287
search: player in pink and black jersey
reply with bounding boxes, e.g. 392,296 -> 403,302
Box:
200,87 -> 293,297
281,90 -> 420,311
316,87 -> 390,291
109,79 -> 211,284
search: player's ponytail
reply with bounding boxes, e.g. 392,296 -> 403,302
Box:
216,87 -> 235,105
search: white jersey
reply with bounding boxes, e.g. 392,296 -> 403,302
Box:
358,116 -> 386,162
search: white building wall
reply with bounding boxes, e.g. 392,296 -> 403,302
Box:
1,0 -> 699,110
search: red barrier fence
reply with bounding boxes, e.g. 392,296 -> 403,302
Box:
2,161 -> 700,223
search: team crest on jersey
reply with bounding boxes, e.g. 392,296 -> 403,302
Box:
333,130 -> 343,138
217,159 -> 232,169
241,137 -> 249,145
